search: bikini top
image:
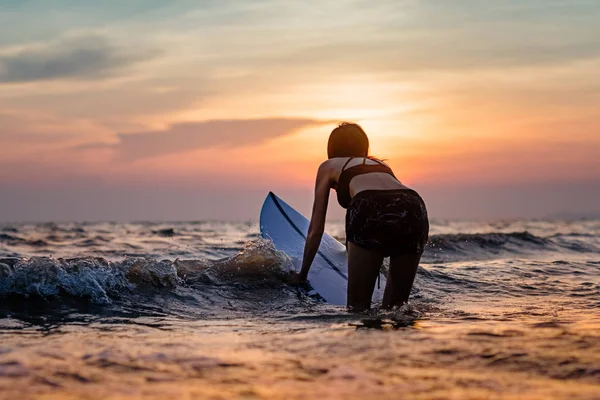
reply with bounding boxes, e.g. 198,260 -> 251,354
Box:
336,157 -> 397,209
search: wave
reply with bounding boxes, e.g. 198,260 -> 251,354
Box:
1,226 -> 598,313
0,233 -> 49,247
153,228 -> 178,237
0,240 -> 292,304
423,231 -> 598,262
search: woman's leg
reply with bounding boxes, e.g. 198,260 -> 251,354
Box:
382,253 -> 422,309
347,241 -> 384,310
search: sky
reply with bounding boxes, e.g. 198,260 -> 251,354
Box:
0,0 -> 599,221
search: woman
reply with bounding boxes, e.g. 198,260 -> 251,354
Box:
298,122 -> 429,310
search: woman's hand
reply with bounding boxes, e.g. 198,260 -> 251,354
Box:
283,270 -> 307,285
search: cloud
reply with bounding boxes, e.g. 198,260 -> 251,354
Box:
0,35 -> 154,83
0,111 -> 72,143
0,110 -> 112,164
80,118 -> 332,160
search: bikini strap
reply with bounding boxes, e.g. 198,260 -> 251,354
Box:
341,157 -> 355,172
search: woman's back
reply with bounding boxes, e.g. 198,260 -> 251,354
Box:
326,157 -> 409,208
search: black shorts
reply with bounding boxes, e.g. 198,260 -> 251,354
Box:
345,189 -> 429,257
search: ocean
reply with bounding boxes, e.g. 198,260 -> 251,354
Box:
0,219 -> 599,399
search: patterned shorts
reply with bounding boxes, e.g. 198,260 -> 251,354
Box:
345,189 -> 429,257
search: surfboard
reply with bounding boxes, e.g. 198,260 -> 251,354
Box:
259,191 -> 386,305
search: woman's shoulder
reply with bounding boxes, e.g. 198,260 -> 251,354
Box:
320,157 -> 348,169
319,157 -> 355,174
316,158 -> 351,184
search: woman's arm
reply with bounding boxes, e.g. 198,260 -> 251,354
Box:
298,163 -> 332,281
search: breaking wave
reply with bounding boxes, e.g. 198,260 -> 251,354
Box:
0,240 -> 292,305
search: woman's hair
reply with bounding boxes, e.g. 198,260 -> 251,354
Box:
327,122 -> 369,159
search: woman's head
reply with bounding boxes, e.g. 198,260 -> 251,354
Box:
327,122 -> 369,159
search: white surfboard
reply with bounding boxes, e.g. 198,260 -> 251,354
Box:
259,191 -> 386,305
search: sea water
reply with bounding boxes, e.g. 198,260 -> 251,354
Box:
0,220 -> 599,399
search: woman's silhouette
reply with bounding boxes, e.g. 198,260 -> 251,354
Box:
298,122 -> 429,310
